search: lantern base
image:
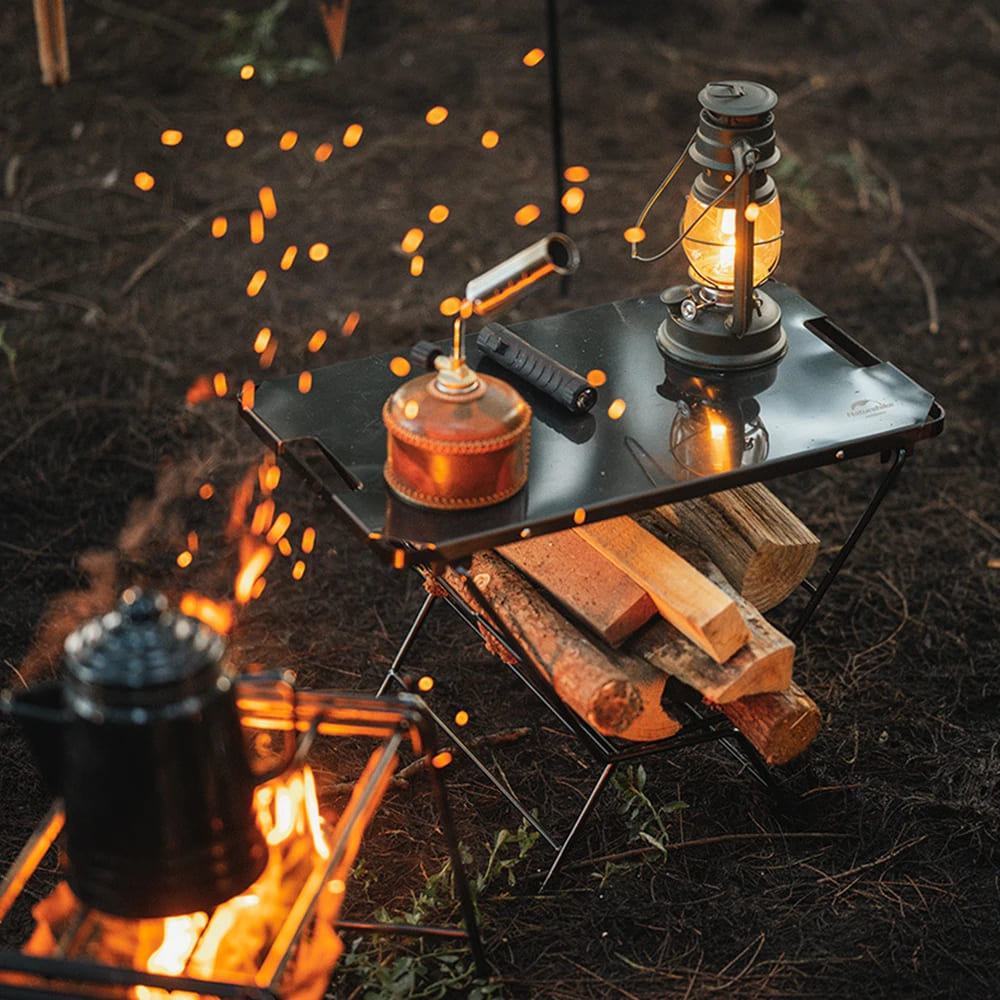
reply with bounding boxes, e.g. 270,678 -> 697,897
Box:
656,286 -> 787,371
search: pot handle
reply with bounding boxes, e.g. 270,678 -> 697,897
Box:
235,672 -> 312,784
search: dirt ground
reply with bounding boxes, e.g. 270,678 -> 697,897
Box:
1,0 -> 998,997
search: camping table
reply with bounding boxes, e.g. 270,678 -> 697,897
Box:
242,280 -> 943,882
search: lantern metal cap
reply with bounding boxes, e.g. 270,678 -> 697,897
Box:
699,81 -> 777,120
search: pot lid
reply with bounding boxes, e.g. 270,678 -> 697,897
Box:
63,589 -> 224,689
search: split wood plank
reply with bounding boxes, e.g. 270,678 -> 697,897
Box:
497,530 -> 657,647
441,552 -> 681,742
719,681 -> 821,765
575,517 -> 750,663
657,482 -> 819,612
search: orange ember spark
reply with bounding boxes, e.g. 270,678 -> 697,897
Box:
292,560 -> 306,580
514,203 -> 540,226
439,296 -> 462,317
624,226 -> 646,244
225,128 -> 245,148
587,369 -> 607,387
432,751 -> 453,769
302,527 -> 316,553
418,675 -> 434,692
259,339 -> 277,368
239,63 -> 255,80
211,216 -> 228,238
481,130 -> 499,149
314,142 -> 333,163
573,507 -> 587,524
608,398 -> 627,420
180,593 -> 233,634
401,227 -> 424,253
246,269 -> 267,297
259,186 -> 277,219
308,329 -> 327,352
257,458 -> 276,493
160,129 -> 183,147
278,537 -> 292,557
298,371 -> 313,394
564,166 -> 590,183
409,255 -> 424,277
249,209 -> 265,244
265,512 -> 291,545
133,171 -> 155,191
280,245 -> 297,270
250,499 -> 275,536
240,379 -> 256,410
308,243 -> 329,262
198,483 -> 215,500
428,204 -> 449,224
562,186 -> 584,214
425,106 -> 448,125
213,372 -> 228,397
454,710 -> 469,726
279,130 -> 298,151
342,311 -> 360,336
235,544 -> 273,603
262,465 -> 281,491
176,551 -> 193,568
343,123 -> 363,147
187,531 -> 199,553
389,356 -> 411,377
185,376 -> 214,405
251,577 -> 267,600
254,327 -> 272,353
522,47 -> 545,66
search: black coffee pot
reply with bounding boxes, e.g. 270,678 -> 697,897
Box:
3,589 -> 269,918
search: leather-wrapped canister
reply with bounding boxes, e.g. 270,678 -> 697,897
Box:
383,369 -> 531,509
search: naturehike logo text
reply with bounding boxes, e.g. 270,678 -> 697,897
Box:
848,398 -> 894,418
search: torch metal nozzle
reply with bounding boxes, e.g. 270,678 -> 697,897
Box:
464,233 -> 579,317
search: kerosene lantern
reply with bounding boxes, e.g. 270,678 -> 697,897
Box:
383,233 -> 579,509
632,80 -> 786,370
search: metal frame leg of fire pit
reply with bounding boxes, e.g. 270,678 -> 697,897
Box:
379,569 -> 785,888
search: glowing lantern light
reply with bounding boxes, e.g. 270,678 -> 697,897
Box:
133,171 -> 155,191
343,123 -> 363,147
280,245 -> 297,270
425,105 -> 448,125
428,204 -> 449,224
225,129 -> 245,148
308,242 -> 329,262
246,269 -> 267,297
561,186 -> 584,214
249,209 -> 265,244
211,216 -> 228,238
401,228 -> 424,253
514,203 -> 540,226
279,130 -> 298,151
160,129 -> 183,146
308,329 -> 327,352
481,130 -> 499,149
258,186 -> 277,219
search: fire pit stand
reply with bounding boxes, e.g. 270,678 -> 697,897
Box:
0,686 -> 486,998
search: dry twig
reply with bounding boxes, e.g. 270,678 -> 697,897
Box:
900,242 -> 940,334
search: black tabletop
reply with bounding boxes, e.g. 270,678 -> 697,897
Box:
243,282 -> 942,566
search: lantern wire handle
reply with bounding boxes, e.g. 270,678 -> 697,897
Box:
630,133 -> 745,265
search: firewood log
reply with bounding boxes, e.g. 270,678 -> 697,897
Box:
656,483 -> 819,612
497,530 -> 657,647
575,517 -> 750,663
441,552 -> 681,741
717,681 -> 821,765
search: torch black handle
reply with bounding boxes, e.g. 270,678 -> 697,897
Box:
475,322 -> 596,414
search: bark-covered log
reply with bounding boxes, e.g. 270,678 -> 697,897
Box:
718,681 -> 821,764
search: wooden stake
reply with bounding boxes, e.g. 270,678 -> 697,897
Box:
498,530 -> 657,646
575,517 -> 749,663
656,483 -> 819,612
